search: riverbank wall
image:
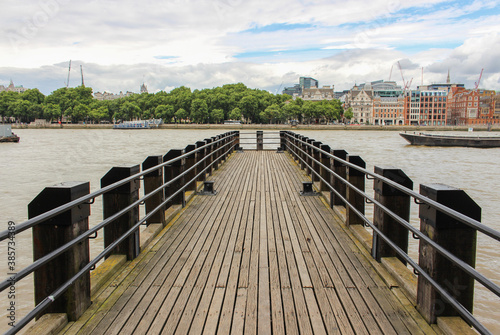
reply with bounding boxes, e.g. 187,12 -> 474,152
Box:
11,123 -> 500,131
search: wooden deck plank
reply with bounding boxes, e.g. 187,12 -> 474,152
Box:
67,149 -> 437,335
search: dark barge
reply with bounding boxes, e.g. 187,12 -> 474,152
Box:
400,132 -> 500,148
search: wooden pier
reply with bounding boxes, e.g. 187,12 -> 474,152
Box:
58,150 -> 438,335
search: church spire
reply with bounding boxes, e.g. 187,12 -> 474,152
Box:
446,69 -> 450,84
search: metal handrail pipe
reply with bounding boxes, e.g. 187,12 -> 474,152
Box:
286,141 -> 500,298
3,143 -> 236,335
0,133 -> 236,241
0,142 -> 233,293
285,132 -> 500,242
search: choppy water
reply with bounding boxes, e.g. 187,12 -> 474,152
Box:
1,129 -> 499,333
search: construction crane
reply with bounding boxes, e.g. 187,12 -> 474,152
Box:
65,60 -> 71,88
474,68 -> 483,91
389,64 -> 393,81
397,61 -> 413,92
80,65 -> 85,87
275,82 -> 283,95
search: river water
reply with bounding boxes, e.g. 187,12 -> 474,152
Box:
1,128 -> 499,333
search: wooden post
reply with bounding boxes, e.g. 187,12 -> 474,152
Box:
184,144 -> 197,192
196,141 -> 206,182
204,138 -> 213,176
257,131 -> 263,151
220,133 -> 227,163
331,149 -> 348,207
372,166 -> 412,263
417,184 -> 480,324
319,144 -> 331,192
280,131 -> 286,151
312,141 -> 322,182
29,182 -> 91,321
101,165 -> 140,260
164,149 -> 186,207
212,136 -> 220,170
294,134 -> 300,161
306,138 -> 314,176
346,155 -> 366,226
234,131 -> 240,150
299,136 -> 307,170
142,156 -> 165,226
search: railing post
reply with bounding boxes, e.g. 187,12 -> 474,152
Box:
306,138 -> 314,176
372,166 -> 412,263
204,138 -> 213,176
212,136 -> 220,170
220,133 -> 227,163
331,149 -> 348,207
417,184 -> 480,324
196,141 -> 206,182
184,144 -> 197,192
29,182 -> 91,320
299,136 -> 307,170
101,165 -> 141,260
346,155 -> 366,226
257,131 -> 263,151
142,156 -> 166,226
164,149 -> 186,207
312,141 -> 322,182
234,131 -> 240,150
280,131 -> 286,151
319,144 -> 331,192
294,134 -> 300,161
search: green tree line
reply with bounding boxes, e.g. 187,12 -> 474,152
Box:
0,83 -> 348,124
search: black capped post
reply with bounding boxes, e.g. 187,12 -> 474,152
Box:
142,156 -> 165,226
101,165 -> 141,260
417,184 -> 480,324
29,182 -> 91,321
346,155 -> 366,226
164,149 -> 186,207
372,166 -> 412,263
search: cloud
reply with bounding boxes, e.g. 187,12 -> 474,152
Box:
0,0 -> 498,94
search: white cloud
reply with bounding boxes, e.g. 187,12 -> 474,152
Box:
0,0 -> 498,94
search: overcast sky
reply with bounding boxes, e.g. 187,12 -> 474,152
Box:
1,0 -> 499,95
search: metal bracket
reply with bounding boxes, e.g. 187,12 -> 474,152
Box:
276,147 -> 284,153
300,182 -> 317,196
199,181 -> 217,195
88,231 -> 98,239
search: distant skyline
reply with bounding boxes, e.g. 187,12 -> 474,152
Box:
1,0 -> 499,95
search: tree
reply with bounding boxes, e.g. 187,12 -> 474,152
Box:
89,106 -> 108,123
21,88 -> 45,104
210,108 -> 225,124
343,107 -> 353,121
228,107 -> 242,121
71,103 -> 90,122
42,103 -> 61,122
118,101 -> 141,120
155,104 -> 174,123
190,99 -> 209,123
260,104 -> 281,123
239,95 -> 259,123
0,91 -> 20,122
175,108 -> 189,123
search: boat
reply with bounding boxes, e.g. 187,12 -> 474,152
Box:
400,132 -> 500,148
113,119 -> 163,129
0,125 -> 20,143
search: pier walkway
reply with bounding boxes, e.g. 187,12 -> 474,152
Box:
59,150 -> 438,335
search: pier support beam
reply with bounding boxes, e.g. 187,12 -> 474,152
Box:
417,184 -> 480,324
142,156 -> 165,226
346,155 -> 366,226
372,166 -> 412,263
29,182 -> 91,321
101,165 -> 140,260
164,149 -> 186,207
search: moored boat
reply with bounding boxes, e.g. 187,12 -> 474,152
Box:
0,124 -> 20,143
400,132 -> 500,148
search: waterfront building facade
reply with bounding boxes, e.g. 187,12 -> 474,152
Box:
0,80 -> 28,93
94,91 -> 135,101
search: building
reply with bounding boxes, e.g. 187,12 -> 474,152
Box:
140,83 -> 148,94
447,89 -> 496,126
301,85 -> 335,101
345,80 -> 403,124
282,77 -> 319,97
94,91 -> 135,101
0,80 -> 28,93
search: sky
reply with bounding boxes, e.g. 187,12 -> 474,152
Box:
0,0 -> 499,95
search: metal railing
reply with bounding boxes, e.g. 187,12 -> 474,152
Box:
0,131 -> 239,334
282,130 -> 500,335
